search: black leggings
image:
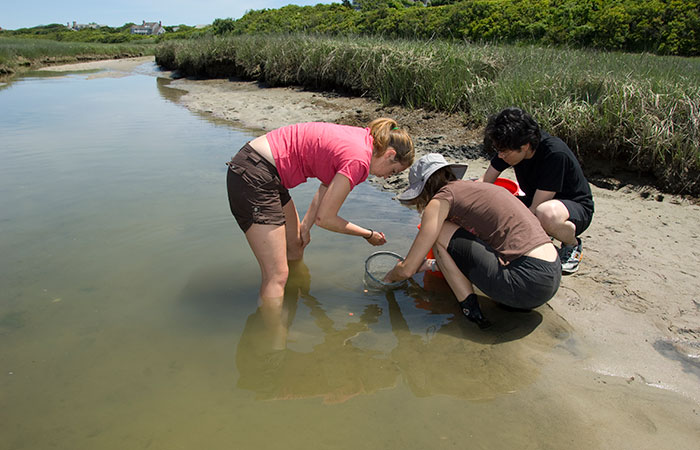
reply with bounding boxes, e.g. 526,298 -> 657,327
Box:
447,228 -> 561,309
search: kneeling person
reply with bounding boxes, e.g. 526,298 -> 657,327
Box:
385,154 -> 561,328
481,107 -> 594,274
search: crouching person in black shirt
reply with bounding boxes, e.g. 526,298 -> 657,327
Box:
481,107 -> 594,274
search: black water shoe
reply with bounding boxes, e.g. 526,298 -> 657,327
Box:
459,294 -> 492,329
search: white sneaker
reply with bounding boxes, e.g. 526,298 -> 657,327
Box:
560,238 -> 582,274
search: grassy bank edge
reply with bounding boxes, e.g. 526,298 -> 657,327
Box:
154,34 -> 700,197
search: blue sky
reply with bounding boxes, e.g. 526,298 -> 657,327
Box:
2,1 -> 332,30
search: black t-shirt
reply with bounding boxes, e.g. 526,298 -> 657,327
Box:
490,132 -> 594,212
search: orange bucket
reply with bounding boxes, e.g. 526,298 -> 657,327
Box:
494,177 -> 519,195
417,224 -> 444,279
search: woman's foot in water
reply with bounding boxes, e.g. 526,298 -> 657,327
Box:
458,294 -> 492,329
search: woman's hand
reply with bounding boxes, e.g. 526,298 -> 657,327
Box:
300,222 -> 312,249
418,258 -> 437,273
365,230 -> 386,246
383,266 -> 399,283
383,260 -> 408,283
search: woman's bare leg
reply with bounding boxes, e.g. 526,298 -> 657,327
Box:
245,223 -> 289,300
433,221 -> 475,300
283,198 -> 304,261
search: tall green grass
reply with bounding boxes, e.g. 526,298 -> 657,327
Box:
155,34 -> 700,195
0,37 -> 154,74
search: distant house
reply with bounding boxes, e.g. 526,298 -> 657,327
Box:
130,20 -> 165,35
68,21 -> 103,30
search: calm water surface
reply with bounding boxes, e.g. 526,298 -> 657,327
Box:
1,63 -> 698,450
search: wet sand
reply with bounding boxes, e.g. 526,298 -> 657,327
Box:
41,56 -> 700,412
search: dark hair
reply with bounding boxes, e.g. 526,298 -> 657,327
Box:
483,107 -> 541,153
409,167 -> 457,211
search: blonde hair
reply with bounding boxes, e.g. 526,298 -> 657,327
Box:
368,118 -> 414,166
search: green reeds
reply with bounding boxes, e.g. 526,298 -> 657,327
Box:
0,37 -> 154,74
155,34 -> 700,195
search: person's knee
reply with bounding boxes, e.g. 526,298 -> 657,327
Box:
535,202 -> 565,231
275,264 -> 290,285
263,263 -> 289,290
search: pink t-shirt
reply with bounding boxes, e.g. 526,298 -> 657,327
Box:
266,122 -> 373,189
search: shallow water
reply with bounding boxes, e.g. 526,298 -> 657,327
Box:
1,63 -> 698,450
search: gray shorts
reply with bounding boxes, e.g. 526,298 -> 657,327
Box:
447,228 -> 561,309
226,143 -> 291,233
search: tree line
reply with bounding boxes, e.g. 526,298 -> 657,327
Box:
0,23 -> 203,44
212,0 -> 699,56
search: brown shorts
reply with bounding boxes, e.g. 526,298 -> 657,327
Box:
226,143 -> 291,233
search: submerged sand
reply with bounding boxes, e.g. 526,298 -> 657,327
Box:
41,57 -> 700,406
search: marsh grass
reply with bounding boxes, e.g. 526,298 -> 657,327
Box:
156,34 -> 700,195
0,37 -> 154,74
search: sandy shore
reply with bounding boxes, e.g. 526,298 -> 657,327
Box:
38,55 -> 155,79
45,57 -> 700,404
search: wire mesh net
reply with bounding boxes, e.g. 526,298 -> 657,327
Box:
364,251 -> 407,290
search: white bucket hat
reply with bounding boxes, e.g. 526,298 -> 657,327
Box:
397,153 -> 467,201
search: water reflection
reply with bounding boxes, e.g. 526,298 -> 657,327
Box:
384,288 -> 540,401
235,262 -> 561,404
156,76 -> 187,103
236,261 -> 401,404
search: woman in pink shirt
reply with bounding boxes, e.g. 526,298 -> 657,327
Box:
227,118 -> 414,303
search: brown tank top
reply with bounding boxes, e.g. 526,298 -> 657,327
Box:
432,180 -> 551,263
